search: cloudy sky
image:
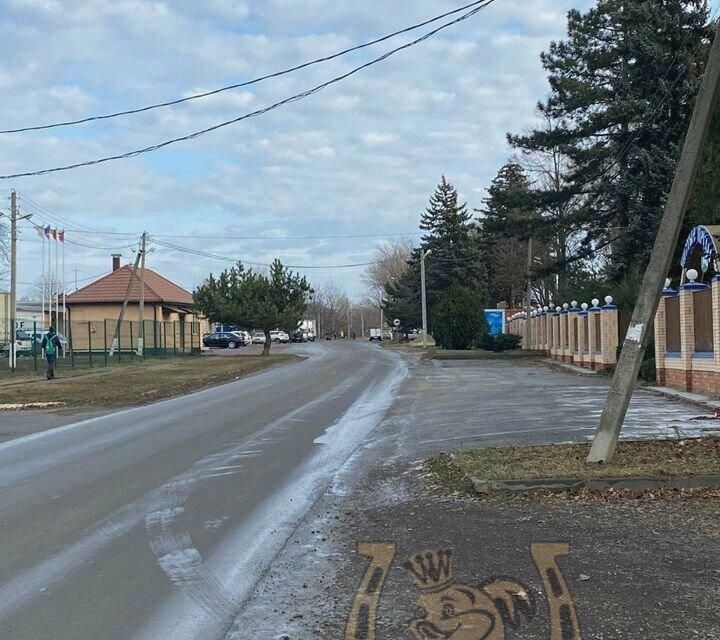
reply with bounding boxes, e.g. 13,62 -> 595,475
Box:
1,0 -> 716,299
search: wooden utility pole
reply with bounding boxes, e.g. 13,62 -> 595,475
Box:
138,232 -> 147,357
109,242 -> 142,357
421,249 -> 431,347
588,24 -> 720,463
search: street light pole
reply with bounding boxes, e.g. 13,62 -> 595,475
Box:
421,249 -> 431,347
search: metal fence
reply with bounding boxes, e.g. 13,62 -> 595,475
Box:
2,318 -> 203,375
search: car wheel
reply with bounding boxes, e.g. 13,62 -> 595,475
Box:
228,341 -> 236,349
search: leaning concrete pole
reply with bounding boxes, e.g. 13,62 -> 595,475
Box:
588,23 -> 720,463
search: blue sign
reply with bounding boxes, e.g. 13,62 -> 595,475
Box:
484,309 -> 505,336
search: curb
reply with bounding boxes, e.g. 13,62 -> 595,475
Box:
0,402 -> 66,411
472,474 -> 720,494
644,386 -> 720,412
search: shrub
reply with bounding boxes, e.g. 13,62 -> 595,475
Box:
432,282 -> 488,350
640,357 -> 657,383
481,333 -> 523,352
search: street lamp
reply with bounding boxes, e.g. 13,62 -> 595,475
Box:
421,249 -> 431,347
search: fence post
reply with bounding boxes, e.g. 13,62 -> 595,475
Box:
88,321 -> 93,367
68,311 -> 75,370
104,319 -> 108,367
600,297 -> 620,370
33,320 -> 38,371
129,321 -> 134,361
117,322 -> 121,363
712,276 -> 720,385
174,321 -> 177,355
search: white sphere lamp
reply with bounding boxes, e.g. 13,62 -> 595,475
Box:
686,268 -> 699,282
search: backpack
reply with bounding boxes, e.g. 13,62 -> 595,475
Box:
45,336 -> 56,356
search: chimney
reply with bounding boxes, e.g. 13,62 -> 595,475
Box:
112,254 -> 121,272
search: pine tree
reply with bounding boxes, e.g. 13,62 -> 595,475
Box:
510,0 -> 711,282
480,163 -> 536,306
419,176 -> 487,307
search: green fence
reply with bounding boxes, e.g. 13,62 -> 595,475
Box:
2,318 -> 203,376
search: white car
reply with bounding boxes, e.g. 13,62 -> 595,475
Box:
251,332 -> 266,344
270,330 -> 290,344
232,330 -> 252,346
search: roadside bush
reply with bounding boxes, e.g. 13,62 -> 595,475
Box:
481,333 -> 522,352
432,282 -> 488,350
640,357 -> 657,383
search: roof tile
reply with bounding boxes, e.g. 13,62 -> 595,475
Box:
66,265 -> 194,306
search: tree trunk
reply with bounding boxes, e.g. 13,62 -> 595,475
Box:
263,329 -> 271,356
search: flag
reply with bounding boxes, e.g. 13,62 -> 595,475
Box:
58,230 -> 65,243
35,225 -> 44,238
44,225 -> 51,239
52,228 -> 57,241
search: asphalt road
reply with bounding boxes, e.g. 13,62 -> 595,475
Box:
0,341 -> 406,640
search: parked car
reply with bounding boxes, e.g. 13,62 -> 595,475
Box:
11,330 -> 34,355
291,330 -> 305,343
203,331 -> 245,349
270,330 -> 290,344
31,331 -> 69,352
251,331 -> 266,344
369,328 -> 383,342
233,330 -> 252,345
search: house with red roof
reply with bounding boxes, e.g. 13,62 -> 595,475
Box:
65,255 -> 208,352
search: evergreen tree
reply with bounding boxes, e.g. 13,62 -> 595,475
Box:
419,176 -> 487,310
194,260 -> 311,355
510,0 -> 711,282
432,281 -> 488,350
480,163 -> 536,306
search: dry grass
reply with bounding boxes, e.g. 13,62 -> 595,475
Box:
429,437 -> 720,494
0,354 -> 298,408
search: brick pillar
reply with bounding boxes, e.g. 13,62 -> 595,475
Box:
600,304 -> 619,369
559,312 -> 568,362
577,311 -> 587,367
587,307 -> 602,369
678,286 -> 694,390
713,277 -> 720,376
654,296 -> 668,386
568,310 -> 579,364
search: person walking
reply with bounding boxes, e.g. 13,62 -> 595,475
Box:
41,326 -> 63,380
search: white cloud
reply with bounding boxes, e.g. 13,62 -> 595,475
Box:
5,0 -> 690,297
360,132 -> 397,146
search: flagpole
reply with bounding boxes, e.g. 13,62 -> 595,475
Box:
55,232 -> 59,330
62,231 -> 66,339
41,228 -> 45,328
47,229 -> 51,328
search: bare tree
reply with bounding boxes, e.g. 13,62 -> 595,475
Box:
19,274 -> 63,302
311,283 -> 350,337
363,237 -> 414,306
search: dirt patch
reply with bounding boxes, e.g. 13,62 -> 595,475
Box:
0,354 -> 298,408
429,436 -> 720,495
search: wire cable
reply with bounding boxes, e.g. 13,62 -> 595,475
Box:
153,239 -> 374,269
65,228 -> 422,240
0,0 -> 491,135
0,0 -> 498,180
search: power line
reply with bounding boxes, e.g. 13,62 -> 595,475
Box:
0,0 -> 498,180
0,0 -> 491,135
65,228 -> 422,240
17,271 -> 110,287
153,239 -> 374,269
